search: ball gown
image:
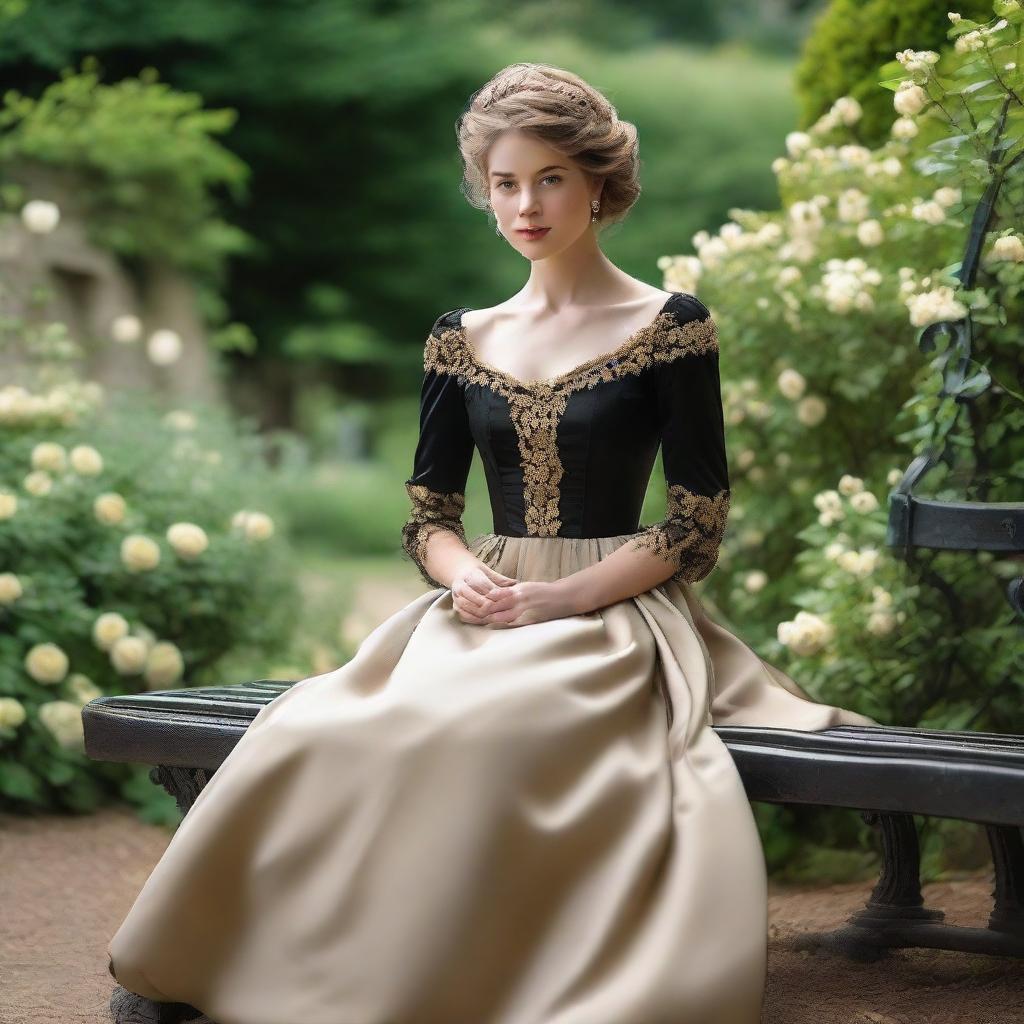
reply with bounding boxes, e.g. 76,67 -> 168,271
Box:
107,291 -> 877,1024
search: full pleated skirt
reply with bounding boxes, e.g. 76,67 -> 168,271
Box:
107,531 -> 878,1024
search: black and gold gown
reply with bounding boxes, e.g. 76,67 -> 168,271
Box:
108,292 -> 877,1024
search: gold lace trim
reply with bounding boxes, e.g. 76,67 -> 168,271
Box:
401,482 -> 467,587
631,484 -> 731,584
423,307 -> 718,537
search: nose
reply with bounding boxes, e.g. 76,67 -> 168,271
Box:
518,189 -> 541,215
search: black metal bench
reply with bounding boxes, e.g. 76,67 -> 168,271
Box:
84,683 -> 1024,970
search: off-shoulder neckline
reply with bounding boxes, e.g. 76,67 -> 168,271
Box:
448,291 -> 686,392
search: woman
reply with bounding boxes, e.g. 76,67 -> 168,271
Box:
108,63 -> 878,1024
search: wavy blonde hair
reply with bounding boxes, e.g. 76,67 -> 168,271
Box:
456,63 -> 641,231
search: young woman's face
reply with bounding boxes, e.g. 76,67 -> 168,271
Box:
486,130 -> 600,259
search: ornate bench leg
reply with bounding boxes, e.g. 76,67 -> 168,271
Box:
790,810 -> 943,961
987,823 -> 1024,935
849,810 -> 945,927
792,812 -> 1024,958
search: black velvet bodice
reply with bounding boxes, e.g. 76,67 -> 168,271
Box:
401,291 -> 730,588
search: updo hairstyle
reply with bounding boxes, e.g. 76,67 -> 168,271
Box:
455,63 -> 641,231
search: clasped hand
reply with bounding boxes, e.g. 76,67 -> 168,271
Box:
450,562 -> 579,628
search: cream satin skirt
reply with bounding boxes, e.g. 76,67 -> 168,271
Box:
108,531 -> 878,1024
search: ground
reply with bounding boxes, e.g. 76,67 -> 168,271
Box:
1,808 -> 1021,1024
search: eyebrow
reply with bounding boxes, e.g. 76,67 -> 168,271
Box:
489,164 -> 568,179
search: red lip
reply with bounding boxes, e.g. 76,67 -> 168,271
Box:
516,227 -> 550,238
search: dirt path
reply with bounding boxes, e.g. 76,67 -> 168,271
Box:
2,808 -> 1021,1023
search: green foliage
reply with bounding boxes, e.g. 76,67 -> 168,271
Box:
795,0 -> 995,144
660,1 -> 1024,749
0,56 -> 251,278
0,310 -> 300,814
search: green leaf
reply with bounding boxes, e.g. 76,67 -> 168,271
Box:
0,760 -> 43,800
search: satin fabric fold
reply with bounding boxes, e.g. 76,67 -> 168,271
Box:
108,531 -> 876,1024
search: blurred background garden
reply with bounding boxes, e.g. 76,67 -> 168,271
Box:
1,0 -> 1022,890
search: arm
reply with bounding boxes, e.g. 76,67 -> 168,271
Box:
562,301 -> 731,612
400,329 -> 482,589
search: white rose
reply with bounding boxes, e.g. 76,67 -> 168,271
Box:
813,489 -> 843,513
121,534 -> 161,572
912,199 -> 946,225
37,700 -> 85,750
0,491 -> 17,518
144,641 -> 185,689
777,368 -> 806,400
933,187 -> 961,208
94,492 -> 127,525
69,444 -> 103,476
837,475 -> 864,496
872,587 -> 894,607
744,570 -> 768,593
21,199 -> 61,234
857,219 -> 884,246
894,82 -> 927,116
31,441 -> 66,472
796,395 -> 827,426
785,131 -> 812,158
147,328 -> 182,366
93,611 -> 130,651
66,673 -> 103,705
992,235 -> 1024,262
891,117 -> 919,140
850,490 -> 879,513
780,612 -> 831,656
111,314 -> 142,344
24,470 -> 53,496
167,522 -> 209,560
837,189 -> 869,223
837,550 -> 863,574
824,541 -> 846,560
110,635 -> 149,675
0,696 -> 27,728
905,285 -> 969,328
858,547 -> 881,574
832,97 -> 862,125
24,642 -> 69,685
0,572 -> 24,605
867,610 -> 896,636
244,511 -> 275,541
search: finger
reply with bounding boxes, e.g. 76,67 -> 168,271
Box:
479,564 -> 518,586
455,587 -> 495,615
454,602 -> 492,625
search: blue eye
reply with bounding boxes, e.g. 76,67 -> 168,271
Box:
496,175 -> 562,190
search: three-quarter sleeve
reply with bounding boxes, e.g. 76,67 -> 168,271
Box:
400,315 -> 475,588
631,297 -> 731,585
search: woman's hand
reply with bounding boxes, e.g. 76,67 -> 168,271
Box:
450,563 -> 583,627
472,576 -> 583,629
450,562 -> 518,625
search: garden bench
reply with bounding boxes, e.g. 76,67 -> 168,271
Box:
83,682 -> 1024,966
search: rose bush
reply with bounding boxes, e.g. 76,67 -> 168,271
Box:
657,1 -> 1024,876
